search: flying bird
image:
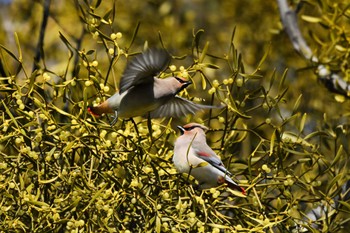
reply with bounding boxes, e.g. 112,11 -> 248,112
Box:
173,123 -> 246,195
88,49 -> 218,125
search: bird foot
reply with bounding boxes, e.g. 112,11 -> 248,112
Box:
110,111 -> 118,126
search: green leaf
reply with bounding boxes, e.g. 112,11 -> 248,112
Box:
127,22 -> 141,50
199,41 -> 209,63
227,105 -> 251,119
270,129 -> 276,156
338,201 -> 350,210
155,216 -> 161,233
86,50 -> 95,55
299,113 -> 307,132
193,29 -> 205,57
14,32 -> 22,62
200,72 -> 207,90
202,63 -> 220,69
269,69 -> 276,90
292,94 -> 303,114
278,68 -> 288,92
304,130 -> 330,140
50,104 -> 74,117
39,176 -> 59,184
0,44 -> 21,63
256,42 -> 270,69
326,173 -> 343,196
330,145 -> 344,168
301,15 -> 322,23
95,0 -> 102,8
2,99 -> 19,128
24,69 -> 38,96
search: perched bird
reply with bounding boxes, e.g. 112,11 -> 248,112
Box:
88,49 -> 217,125
173,123 -> 246,194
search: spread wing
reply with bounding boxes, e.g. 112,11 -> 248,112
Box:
149,96 -> 219,118
119,48 -> 171,94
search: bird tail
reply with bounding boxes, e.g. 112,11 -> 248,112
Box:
87,101 -> 113,116
87,106 -> 101,117
227,180 -> 246,195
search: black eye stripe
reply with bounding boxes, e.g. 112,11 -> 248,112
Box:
175,77 -> 186,83
184,126 -> 197,131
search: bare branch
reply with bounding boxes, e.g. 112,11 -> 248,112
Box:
277,0 -> 315,61
277,0 -> 350,98
32,0 -> 51,72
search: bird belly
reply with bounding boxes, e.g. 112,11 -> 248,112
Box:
190,166 -> 226,189
173,145 -> 223,188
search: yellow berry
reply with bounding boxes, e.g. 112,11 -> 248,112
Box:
116,32 -> 122,39
110,33 -> 117,40
188,212 -> 195,218
85,80 -> 92,87
212,80 -> 219,88
15,137 -> 22,144
43,72 -> 51,81
181,70 -> 188,78
91,60 -> 98,67
169,65 -> 176,71
236,77 -> 243,87
208,87 -> 216,95
262,164 -> 268,171
103,86 -> 110,92
9,182 -> 15,189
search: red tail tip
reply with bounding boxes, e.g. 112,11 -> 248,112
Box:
241,187 -> 246,195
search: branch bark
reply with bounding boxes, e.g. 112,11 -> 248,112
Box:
32,0 -> 51,72
277,0 -> 350,98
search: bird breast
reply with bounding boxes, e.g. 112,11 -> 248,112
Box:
173,137 -> 204,173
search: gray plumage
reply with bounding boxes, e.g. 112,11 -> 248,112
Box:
88,49 -> 219,123
173,123 -> 245,194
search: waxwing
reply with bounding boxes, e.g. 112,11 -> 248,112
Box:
173,123 -> 245,194
88,49 -> 218,125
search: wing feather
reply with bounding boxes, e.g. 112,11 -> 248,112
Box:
119,49 -> 171,93
149,96 -> 219,118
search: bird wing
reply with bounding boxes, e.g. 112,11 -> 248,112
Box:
119,49 -> 171,94
194,149 -> 233,177
149,96 -> 219,118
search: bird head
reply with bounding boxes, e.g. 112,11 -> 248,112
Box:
175,77 -> 192,92
177,123 -> 208,135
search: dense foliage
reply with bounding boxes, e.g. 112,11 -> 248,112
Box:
0,0 -> 349,232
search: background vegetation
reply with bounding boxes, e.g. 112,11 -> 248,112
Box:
0,0 -> 349,232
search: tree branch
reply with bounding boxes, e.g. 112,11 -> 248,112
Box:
32,0 -> 51,72
277,0 -> 350,98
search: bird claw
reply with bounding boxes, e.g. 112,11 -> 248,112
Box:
110,111 -> 118,126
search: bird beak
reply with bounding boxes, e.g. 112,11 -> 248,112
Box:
177,125 -> 185,135
183,80 -> 192,88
